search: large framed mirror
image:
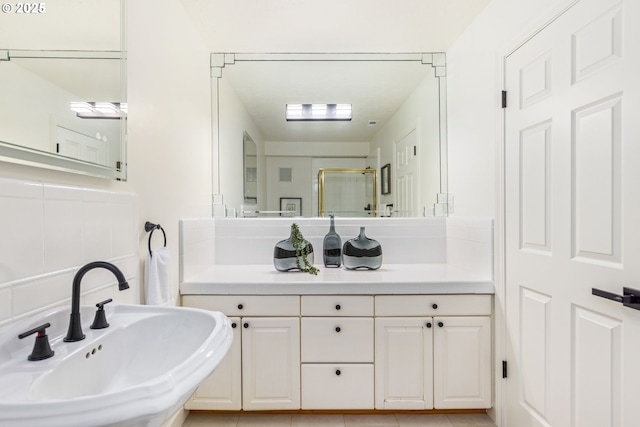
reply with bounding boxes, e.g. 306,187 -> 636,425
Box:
0,0 -> 127,180
211,53 -> 447,217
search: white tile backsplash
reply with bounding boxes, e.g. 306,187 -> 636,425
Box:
0,186 -> 45,283
210,217 -> 447,266
0,177 -> 139,331
43,193 -> 83,272
179,219 -> 217,283
446,216 -> 494,279
180,216 -> 493,281
82,199 -> 114,262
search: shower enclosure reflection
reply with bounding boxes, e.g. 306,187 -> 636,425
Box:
318,169 -> 377,217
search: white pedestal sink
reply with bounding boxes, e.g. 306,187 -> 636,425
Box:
0,304 -> 233,427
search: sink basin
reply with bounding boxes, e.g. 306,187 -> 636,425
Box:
0,304 -> 232,427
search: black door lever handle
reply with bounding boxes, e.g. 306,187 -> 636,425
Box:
592,287 -> 640,311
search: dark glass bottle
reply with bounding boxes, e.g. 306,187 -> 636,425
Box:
323,215 -> 342,267
342,226 -> 382,270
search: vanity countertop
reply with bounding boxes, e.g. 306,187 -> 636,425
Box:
180,264 -> 494,295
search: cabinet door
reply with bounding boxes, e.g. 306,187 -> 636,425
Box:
242,317 -> 300,410
185,317 -> 242,410
375,317 -> 433,409
433,316 -> 491,409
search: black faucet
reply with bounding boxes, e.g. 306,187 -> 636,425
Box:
64,261 -> 129,342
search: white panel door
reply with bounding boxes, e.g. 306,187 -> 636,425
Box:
504,0 -> 640,426
54,125 -> 107,166
394,128 -> 419,216
241,317 -> 300,410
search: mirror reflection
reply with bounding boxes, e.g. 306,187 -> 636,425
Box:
243,132 -> 257,204
0,51 -> 126,179
0,0 -> 126,180
212,53 -> 447,217
319,169 -> 377,218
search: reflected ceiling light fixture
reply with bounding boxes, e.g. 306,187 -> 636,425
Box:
286,103 -> 352,121
70,102 -> 127,119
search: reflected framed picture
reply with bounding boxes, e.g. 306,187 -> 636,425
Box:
381,163 -> 391,195
280,197 -> 302,217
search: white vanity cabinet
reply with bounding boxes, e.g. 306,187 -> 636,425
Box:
374,295 -> 492,410
181,291 -> 492,412
182,295 -> 301,411
300,296 -> 374,409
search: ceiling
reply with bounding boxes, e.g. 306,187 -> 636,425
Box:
182,0 -> 492,144
180,0 -> 492,53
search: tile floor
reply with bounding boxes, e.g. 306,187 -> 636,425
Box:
183,412 -> 497,427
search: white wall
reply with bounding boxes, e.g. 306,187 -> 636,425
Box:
447,0 -> 575,216
126,0 -> 215,303
0,0 -> 120,50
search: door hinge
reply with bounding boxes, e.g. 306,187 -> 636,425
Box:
501,90 -> 507,108
413,145 -> 417,156
55,143 -> 60,153
502,360 -> 508,378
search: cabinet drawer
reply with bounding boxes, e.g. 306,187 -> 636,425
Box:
301,317 -> 373,362
375,295 -> 492,316
301,364 -> 374,409
182,295 -> 300,316
301,295 -> 373,316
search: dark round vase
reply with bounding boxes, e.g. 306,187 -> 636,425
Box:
273,230 -> 315,272
342,226 -> 382,270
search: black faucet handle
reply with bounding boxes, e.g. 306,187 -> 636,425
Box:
18,322 -> 55,361
91,299 -> 113,330
18,322 -> 52,339
96,298 -> 113,309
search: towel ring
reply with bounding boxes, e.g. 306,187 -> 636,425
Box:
145,221 -> 166,257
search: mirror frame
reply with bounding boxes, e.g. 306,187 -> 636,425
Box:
210,52 -> 448,216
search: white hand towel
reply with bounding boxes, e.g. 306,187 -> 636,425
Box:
145,246 -> 173,306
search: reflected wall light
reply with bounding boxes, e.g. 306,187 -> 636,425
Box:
70,102 -> 127,119
285,103 -> 352,121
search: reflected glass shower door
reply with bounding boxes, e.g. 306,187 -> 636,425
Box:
318,169 -> 377,217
